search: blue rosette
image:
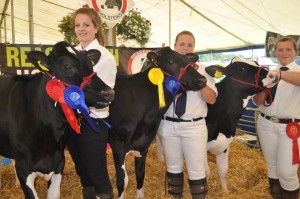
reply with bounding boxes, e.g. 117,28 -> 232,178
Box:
165,76 -> 181,112
64,85 -> 100,133
165,76 -> 180,97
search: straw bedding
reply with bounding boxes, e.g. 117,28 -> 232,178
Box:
0,132 -> 297,199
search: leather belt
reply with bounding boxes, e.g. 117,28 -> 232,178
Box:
260,113 -> 300,124
162,116 -> 203,122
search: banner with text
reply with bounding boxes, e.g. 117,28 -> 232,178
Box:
0,43 -> 160,75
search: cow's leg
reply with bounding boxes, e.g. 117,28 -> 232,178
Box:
216,148 -> 229,190
112,150 -> 127,199
15,160 -> 38,199
13,160 -> 20,187
47,157 -> 65,199
135,149 -> 148,199
207,134 -> 233,190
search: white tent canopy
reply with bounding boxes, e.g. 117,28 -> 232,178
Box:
1,0 -> 300,52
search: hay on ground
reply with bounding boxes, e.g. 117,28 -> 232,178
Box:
0,134 -> 293,199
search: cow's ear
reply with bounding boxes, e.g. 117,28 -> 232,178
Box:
147,51 -> 159,67
186,53 -> 199,63
27,51 -> 50,72
86,49 -> 101,66
205,64 -> 225,78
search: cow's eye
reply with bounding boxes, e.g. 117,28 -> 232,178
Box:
168,60 -> 174,65
64,63 -> 71,70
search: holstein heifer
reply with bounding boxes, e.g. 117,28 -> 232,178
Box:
108,47 -> 207,199
0,41 -> 114,199
204,57 -> 271,190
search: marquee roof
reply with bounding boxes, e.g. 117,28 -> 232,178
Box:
1,0 -> 300,52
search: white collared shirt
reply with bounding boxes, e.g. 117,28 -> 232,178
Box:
163,62 -> 218,119
259,61 -> 300,119
76,39 -> 117,118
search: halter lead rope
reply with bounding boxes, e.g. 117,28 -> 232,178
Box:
228,66 -> 273,106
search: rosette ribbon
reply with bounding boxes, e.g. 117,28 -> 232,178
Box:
46,79 -> 80,134
286,122 -> 300,164
64,85 -> 100,133
148,68 -> 165,108
164,76 -> 181,111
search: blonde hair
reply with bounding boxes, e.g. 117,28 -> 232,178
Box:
275,36 -> 297,53
73,7 -> 106,46
175,30 -> 195,44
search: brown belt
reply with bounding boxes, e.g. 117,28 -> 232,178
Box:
260,113 -> 300,124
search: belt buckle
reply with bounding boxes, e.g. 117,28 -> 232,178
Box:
270,116 -> 279,123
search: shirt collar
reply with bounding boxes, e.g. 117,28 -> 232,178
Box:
75,39 -> 99,51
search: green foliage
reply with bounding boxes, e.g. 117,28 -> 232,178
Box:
58,12 -> 78,45
116,9 -> 151,47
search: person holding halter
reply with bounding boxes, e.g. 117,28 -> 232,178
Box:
253,36 -> 300,199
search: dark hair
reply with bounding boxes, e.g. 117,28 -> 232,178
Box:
275,36 -> 297,53
73,8 -> 106,46
175,30 -> 195,44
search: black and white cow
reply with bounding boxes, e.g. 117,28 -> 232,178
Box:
204,57 -> 271,190
108,47 -> 207,198
0,41 -> 114,199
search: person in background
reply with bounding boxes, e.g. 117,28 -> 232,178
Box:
66,7 -> 117,199
253,36 -> 300,199
157,30 -> 217,199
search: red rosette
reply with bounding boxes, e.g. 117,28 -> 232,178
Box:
286,122 -> 300,164
46,79 -> 80,134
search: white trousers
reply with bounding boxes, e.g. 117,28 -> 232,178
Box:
257,115 -> 300,190
158,119 -> 207,180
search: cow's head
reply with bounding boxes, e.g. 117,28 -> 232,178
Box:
205,57 -> 269,94
145,47 -> 207,91
27,41 -> 114,108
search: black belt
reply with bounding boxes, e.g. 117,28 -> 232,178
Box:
162,116 -> 203,122
260,113 -> 300,124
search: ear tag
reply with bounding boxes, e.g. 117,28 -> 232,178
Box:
286,122 -> 300,164
64,85 -> 99,133
46,79 -> 80,133
148,68 -> 165,108
214,70 -> 223,78
37,61 -> 50,72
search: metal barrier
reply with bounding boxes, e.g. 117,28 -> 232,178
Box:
236,103 -> 261,148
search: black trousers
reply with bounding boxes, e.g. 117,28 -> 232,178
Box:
66,117 -> 112,194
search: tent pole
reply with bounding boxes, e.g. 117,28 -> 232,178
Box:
168,0 -> 171,47
28,0 -> 34,44
11,0 -> 15,44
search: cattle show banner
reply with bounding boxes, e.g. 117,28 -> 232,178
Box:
0,43 -> 160,75
265,31 -> 300,57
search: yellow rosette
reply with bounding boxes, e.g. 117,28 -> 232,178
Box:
148,68 -> 166,108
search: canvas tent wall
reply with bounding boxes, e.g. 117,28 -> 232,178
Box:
1,0 -> 300,53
